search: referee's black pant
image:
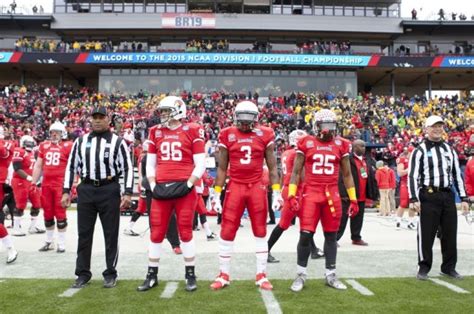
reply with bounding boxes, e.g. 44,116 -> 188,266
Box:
337,200 -> 365,241
418,188 -> 457,274
76,181 -> 121,280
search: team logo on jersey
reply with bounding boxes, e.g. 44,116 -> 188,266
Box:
306,141 -> 314,148
155,130 -> 162,138
228,134 -> 236,142
335,139 -> 341,146
183,125 -> 189,131
255,130 -> 263,137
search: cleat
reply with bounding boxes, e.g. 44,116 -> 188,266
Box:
103,277 -> 117,288
267,253 -> 280,263
256,273 -> 273,290
407,222 -> 416,230
6,249 -> 18,264
29,227 -> 46,234
325,273 -> 347,290
12,230 -> 26,237
290,273 -> 307,292
311,248 -> 325,259
137,274 -> 158,292
124,228 -> 139,236
173,247 -> 182,255
57,247 -> 66,253
440,270 -> 463,280
71,277 -> 90,289
396,222 -> 401,230
416,271 -> 429,281
39,242 -> 55,252
210,272 -> 230,290
207,232 -> 218,241
185,274 -> 197,292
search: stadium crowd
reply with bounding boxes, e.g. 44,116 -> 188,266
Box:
0,84 -> 473,165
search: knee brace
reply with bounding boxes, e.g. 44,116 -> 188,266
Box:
13,208 -> 24,217
44,219 -> 55,228
30,207 -> 40,217
57,219 -> 68,230
297,230 -> 314,267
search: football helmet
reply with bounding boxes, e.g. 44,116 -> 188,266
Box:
158,96 -> 186,127
313,109 -> 337,142
20,135 -> 36,151
49,121 -> 67,142
288,129 -> 307,147
234,101 -> 258,132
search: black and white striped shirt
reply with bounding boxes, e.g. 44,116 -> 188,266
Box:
408,139 -> 466,201
63,131 -> 134,195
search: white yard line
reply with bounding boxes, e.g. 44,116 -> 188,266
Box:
160,282 -> 178,298
260,289 -> 282,314
429,278 -> 470,294
346,279 -> 374,296
58,288 -> 82,297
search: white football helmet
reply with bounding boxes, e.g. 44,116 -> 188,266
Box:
158,96 -> 186,127
20,135 -> 36,151
50,121 -> 67,141
313,109 -> 337,141
234,101 -> 259,132
289,129 -> 307,147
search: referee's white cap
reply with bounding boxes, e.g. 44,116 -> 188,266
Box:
425,115 -> 444,127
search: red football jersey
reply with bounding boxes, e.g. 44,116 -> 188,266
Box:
38,141 -> 73,187
281,148 -> 297,185
396,156 -> 409,184
0,140 -> 16,183
218,125 -> 275,184
12,147 -> 36,179
148,123 -> 205,183
296,135 -> 351,186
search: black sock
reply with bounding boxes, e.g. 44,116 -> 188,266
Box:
297,231 -> 314,267
310,238 -> 317,253
185,266 -> 195,278
147,266 -> 158,277
324,232 -> 337,270
268,225 -> 284,252
131,211 -> 142,222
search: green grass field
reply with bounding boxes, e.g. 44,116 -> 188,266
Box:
1,277 -> 473,313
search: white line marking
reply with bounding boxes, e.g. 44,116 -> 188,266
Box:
260,289 -> 282,314
58,288 -> 82,297
346,279 -> 374,296
160,282 -> 178,299
429,278 -> 471,294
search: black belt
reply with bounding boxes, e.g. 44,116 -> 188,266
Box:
81,176 -> 117,187
422,186 -> 451,193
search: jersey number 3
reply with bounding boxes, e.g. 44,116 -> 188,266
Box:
312,154 -> 335,175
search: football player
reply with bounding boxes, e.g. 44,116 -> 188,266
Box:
193,175 -> 217,241
137,96 -> 206,292
210,101 -> 281,291
0,129 -> 18,263
395,146 -> 417,230
31,122 -> 73,252
289,109 -> 358,292
11,135 -> 44,236
267,129 -> 324,263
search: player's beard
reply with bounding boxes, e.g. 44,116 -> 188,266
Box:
238,122 -> 253,133
318,130 -> 334,142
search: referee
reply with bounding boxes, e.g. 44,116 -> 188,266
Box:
408,115 -> 469,281
61,106 -> 134,289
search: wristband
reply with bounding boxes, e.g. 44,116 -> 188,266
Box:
347,187 -> 357,201
288,184 -> 297,197
271,183 -> 281,192
26,175 -> 32,182
214,185 -> 222,194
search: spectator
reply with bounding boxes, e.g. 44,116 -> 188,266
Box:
9,1 -> 16,14
32,5 -> 38,14
451,12 -> 457,20
375,161 -> 392,216
438,8 -> 445,20
411,8 -> 417,20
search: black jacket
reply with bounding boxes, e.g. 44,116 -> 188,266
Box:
338,153 -> 379,201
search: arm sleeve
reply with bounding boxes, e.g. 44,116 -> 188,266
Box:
146,153 -> 156,181
191,153 -> 206,179
117,138 -> 134,195
408,147 -> 422,201
451,146 -> 467,198
63,138 -> 80,194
